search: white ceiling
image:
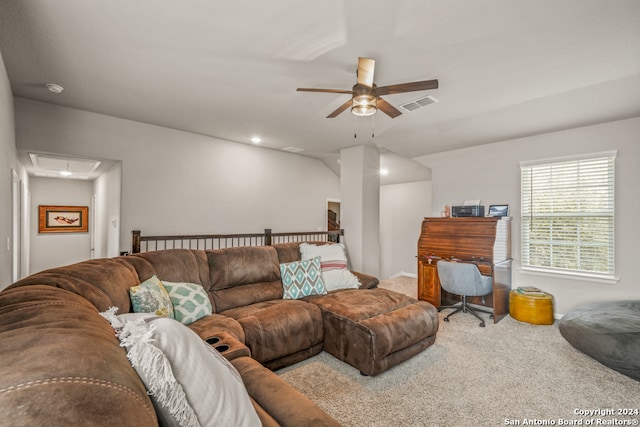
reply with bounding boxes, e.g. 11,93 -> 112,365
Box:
1,1 -> 639,182
17,151 -> 118,181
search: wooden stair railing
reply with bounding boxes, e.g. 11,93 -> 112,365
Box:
131,228 -> 344,254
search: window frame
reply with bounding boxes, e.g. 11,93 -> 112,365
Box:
520,150 -> 617,283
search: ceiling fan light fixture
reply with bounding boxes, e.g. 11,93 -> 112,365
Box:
298,57 -> 438,119
351,94 -> 377,116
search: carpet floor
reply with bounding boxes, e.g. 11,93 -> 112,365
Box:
276,276 -> 640,427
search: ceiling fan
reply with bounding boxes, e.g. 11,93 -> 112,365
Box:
297,57 -> 438,119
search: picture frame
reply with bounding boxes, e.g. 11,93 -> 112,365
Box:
488,204 -> 509,217
38,205 -> 89,233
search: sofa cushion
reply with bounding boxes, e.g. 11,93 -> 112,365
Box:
272,241 -> 303,264
162,281 -> 212,324
272,241 -> 333,264
129,275 -> 174,318
7,258 -> 140,312
300,243 -> 360,291
123,249 -> 211,289
280,256 -> 327,300
118,315 -> 261,427
207,246 -> 282,311
220,300 -> 324,366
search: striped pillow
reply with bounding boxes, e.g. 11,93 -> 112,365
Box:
299,243 -> 360,291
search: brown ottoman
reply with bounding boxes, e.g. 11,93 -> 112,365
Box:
307,288 -> 439,376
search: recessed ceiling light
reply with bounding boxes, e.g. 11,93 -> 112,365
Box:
380,168 -> 389,176
46,83 -> 64,94
251,136 -> 261,144
59,171 -> 72,177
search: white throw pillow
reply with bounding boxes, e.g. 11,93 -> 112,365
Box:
112,313 -> 260,427
299,243 -> 360,291
118,315 -> 199,427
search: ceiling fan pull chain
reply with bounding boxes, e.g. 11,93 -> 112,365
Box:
354,113 -> 358,139
371,114 -> 375,139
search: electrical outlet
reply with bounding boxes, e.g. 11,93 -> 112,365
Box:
6,237 -> 10,251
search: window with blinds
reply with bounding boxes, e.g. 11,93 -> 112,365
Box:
520,151 -> 616,278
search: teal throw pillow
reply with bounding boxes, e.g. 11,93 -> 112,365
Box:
162,281 -> 213,325
280,256 -> 327,300
129,275 -> 174,318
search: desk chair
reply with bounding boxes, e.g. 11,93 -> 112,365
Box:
436,260 -> 494,327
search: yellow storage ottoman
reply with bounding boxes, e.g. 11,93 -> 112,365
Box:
509,289 -> 554,325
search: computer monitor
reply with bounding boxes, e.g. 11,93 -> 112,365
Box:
488,204 -> 509,217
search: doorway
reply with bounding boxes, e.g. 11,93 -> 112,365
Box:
327,199 -> 341,231
11,170 -> 20,281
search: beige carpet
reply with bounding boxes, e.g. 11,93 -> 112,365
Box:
378,275 -> 418,299
277,276 -> 640,426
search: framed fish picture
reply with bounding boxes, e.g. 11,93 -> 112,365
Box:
38,205 -> 89,233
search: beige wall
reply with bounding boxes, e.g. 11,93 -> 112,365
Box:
15,98 -> 341,254
28,177 -> 93,274
93,162 -> 122,259
379,180 -> 431,279
0,50 -> 17,289
416,117 -> 640,316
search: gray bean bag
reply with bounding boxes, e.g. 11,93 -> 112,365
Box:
558,300 -> 640,381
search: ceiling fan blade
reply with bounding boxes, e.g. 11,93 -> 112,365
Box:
376,97 -> 402,118
357,57 -> 375,88
297,88 -> 354,94
375,79 -> 439,96
327,99 -> 353,118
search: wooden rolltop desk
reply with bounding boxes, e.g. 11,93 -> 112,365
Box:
417,217 -> 512,323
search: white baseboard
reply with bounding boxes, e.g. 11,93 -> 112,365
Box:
390,274 -> 566,320
390,271 -> 417,279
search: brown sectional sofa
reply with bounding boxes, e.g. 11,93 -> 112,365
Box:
0,242 -> 439,426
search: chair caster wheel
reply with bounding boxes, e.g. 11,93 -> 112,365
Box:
443,317 -> 449,322
479,323 -> 486,327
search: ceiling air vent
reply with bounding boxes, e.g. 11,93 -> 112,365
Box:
400,95 -> 438,112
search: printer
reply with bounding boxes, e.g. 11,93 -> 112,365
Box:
451,205 -> 484,217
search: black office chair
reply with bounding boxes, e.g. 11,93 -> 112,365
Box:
436,260 -> 494,327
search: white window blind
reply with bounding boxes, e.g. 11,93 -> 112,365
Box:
520,152 -> 615,277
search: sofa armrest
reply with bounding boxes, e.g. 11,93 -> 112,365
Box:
232,356 -> 341,427
0,286 -> 157,426
188,313 -> 245,343
352,271 -> 379,289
